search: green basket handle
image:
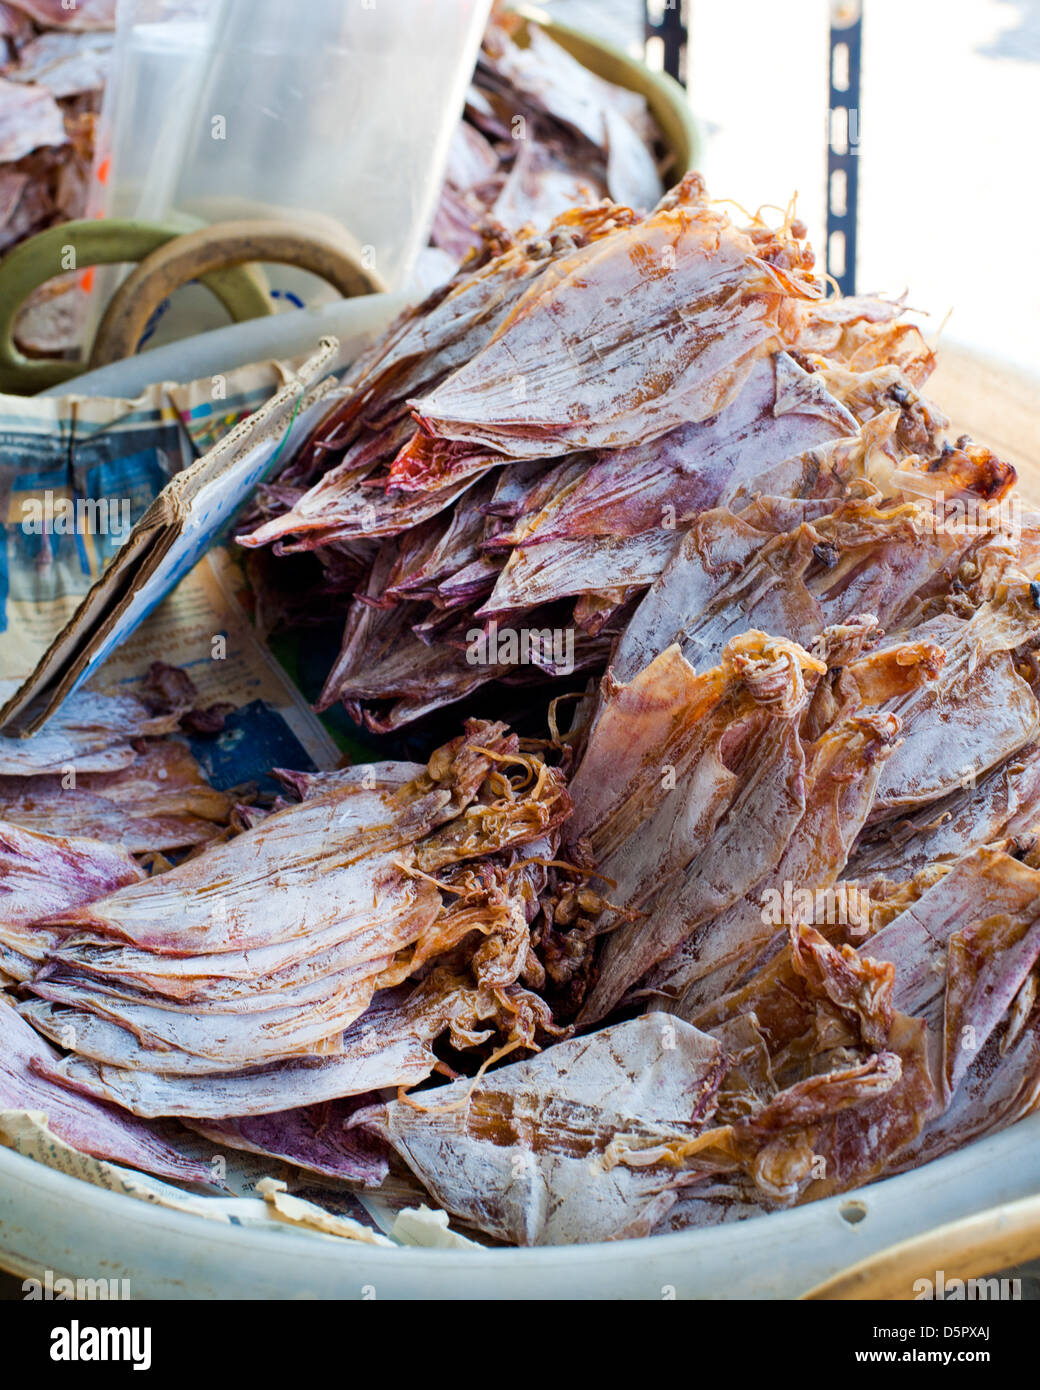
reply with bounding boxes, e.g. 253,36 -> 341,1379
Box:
89,219 -> 384,370
0,219 -> 274,395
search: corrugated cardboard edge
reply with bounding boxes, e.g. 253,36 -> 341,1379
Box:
0,338 -> 339,736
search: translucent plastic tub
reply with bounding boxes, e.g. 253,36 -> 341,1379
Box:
87,0 -> 491,326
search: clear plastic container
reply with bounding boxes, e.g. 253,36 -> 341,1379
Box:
86,0 -> 490,339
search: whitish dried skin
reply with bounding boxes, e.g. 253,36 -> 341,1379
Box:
232,187 -> 978,748
31,973 -> 547,1117
0,686 -> 182,775
488,137 -> 607,245
567,644 -> 737,876
22,999 -> 323,1077
4,30 -> 111,100
482,23 -> 662,209
33,1015 -> 440,1116
509,355 -> 855,549
0,920 -> 65,981
583,721 -> 807,1026
571,634 -> 827,1024
30,971 -> 381,1065
640,632 -> 942,1012
4,0 -> 115,29
893,993 -> 1040,1172
347,215 -> 615,412
695,845 -> 1040,1189
238,210 -> 633,549
20,740 -> 528,1073
413,188 -> 819,459
0,819 -> 143,927
0,74 -> 66,163
0,742 -> 231,853
337,245 -> 560,430
873,603 -> 1040,814
587,358 -> 846,533
39,942 -> 393,1017
41,782 -> 436,955
0,999 -> 213,1185
478,530 -> 678,616
25,792 -> 537,1063
476,355 -> 858,614
612,496 -> 968,685
688,848 -> 1040,1202
273,761 -> 427,801
48,941 -> 398,1012
48,895 -> 436,1009
251,469 -> 483,550
860,846 -> 1040,1097
20,720 -> 563,1116
361,1013 -> 725,1246
847,743 -> 1040,881
187,1097 -> 389,1188
649,709 -> 902,1017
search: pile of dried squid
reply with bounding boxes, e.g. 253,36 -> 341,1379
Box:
5,167 -> 1040,1248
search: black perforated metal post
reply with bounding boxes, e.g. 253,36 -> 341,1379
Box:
827,2 -> 862,294
645,0 -> 689,86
